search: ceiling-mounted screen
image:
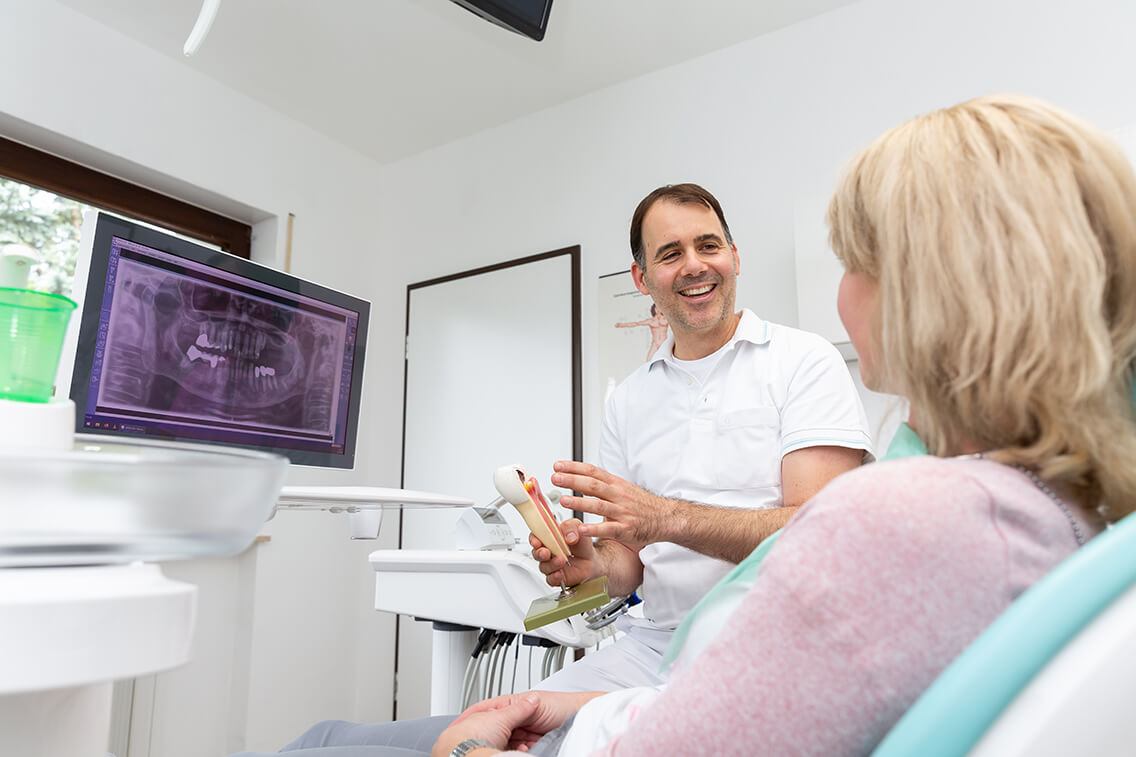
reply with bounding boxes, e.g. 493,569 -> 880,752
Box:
62,212 -> 370,469
450,0 -> 553,41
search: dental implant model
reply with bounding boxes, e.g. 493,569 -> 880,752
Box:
492,463 -> 572,562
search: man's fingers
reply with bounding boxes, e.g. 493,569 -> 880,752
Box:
543,569 -> 565,587
559,494 -> 608,518
557,518 -> 583,546
578,521 -> 621,541
537,556 -> 563,575
550,471 -> 610,498
553,460 -> 607,480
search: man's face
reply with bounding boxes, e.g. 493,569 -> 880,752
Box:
632,200 -> 740,350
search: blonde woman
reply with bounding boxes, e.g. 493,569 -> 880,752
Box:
429,95 -> 1136,757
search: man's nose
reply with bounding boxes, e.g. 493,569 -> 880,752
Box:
678,247 -> 707,276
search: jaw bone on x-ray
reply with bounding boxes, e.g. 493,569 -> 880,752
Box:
97,259 -> 344,434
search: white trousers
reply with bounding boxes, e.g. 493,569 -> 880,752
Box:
536,620 -> 673,693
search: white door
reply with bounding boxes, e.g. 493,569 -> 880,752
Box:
397,247 -> 581,718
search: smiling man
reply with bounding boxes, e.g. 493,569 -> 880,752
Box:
530,183 -> 874,692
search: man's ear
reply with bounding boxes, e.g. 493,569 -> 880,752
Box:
732,244 -> 740,276
631,262 -> 651,296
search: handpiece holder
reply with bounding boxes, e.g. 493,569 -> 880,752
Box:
455,495 -> 515,551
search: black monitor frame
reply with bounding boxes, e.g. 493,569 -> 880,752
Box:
450,0 -> 553,41
68,212 -> 370,469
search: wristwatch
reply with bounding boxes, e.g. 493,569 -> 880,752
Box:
450,737 -> 496,757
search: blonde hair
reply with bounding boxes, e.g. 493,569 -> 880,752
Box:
827,94 -> 1136,517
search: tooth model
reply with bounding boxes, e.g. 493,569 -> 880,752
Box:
493,464 -> 572,562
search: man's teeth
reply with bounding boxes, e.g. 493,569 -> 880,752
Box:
680,284 -> 714,296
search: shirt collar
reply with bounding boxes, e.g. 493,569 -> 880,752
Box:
647,308 -> 769,367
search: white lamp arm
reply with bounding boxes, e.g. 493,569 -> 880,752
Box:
183,0 -> 221,56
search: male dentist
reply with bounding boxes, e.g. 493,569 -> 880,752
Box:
532,182 -> 872,691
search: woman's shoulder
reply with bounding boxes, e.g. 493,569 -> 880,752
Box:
823,453 -> 998,489
797,455 -> 1017,530
763,457 -> 1024,593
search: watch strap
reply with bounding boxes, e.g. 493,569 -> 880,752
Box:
450,737 -> 495,757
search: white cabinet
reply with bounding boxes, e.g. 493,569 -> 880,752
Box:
111,510 -> 399,756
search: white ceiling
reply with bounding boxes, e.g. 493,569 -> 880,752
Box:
57,0 -> 860,164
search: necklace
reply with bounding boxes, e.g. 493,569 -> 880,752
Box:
1007,463 -> 1086,547
959,453 -> 1085,547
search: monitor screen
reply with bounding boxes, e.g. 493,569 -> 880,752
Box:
64,212 -> 369,469
450,0 -> 553,41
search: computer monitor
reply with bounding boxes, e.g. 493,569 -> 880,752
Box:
450,0 -> 554,41
62,212 -> 369,469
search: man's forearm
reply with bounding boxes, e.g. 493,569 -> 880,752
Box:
667,502 -> 797,563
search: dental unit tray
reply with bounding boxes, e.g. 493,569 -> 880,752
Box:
0,434 -> 288,567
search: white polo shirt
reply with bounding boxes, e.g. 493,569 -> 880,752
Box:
599,309 -> 872,630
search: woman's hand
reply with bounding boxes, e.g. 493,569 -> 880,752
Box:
438,691 -> 606,755
432,696 -> 536,756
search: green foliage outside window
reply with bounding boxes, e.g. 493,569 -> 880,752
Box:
0,176 -> 91,295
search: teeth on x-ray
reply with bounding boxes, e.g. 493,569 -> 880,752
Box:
198,325 -> 266,360
186,344 -> 225,368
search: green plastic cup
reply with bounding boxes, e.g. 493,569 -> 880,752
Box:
0,286 -> 78,403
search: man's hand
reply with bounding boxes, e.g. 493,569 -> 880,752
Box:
530,518 -> 596,588
551,460 -> 674,550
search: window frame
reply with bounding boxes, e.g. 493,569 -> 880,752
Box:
0,135 -> 251,259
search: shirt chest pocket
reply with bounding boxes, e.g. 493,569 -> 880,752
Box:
710,406 -> 782,491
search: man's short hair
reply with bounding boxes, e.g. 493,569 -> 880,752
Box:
629,183 -> 734,269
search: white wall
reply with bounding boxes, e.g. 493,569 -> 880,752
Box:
375,0 -> 1136,461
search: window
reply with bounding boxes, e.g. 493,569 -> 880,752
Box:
0,135 -> 252,294
0,176 -> 90,293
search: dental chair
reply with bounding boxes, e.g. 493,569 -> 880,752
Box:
873,512 -> 1136,757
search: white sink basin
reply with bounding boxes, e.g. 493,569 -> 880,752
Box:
0,434 -> 288,567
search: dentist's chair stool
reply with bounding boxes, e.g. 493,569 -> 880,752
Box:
873,512 -> 1136,757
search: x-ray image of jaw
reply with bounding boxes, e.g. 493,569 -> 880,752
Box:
98,261 -> 343,433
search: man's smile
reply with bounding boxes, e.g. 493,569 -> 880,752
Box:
678,281 -> 717,298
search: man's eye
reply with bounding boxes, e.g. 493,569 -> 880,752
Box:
701,243 -> 723,253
